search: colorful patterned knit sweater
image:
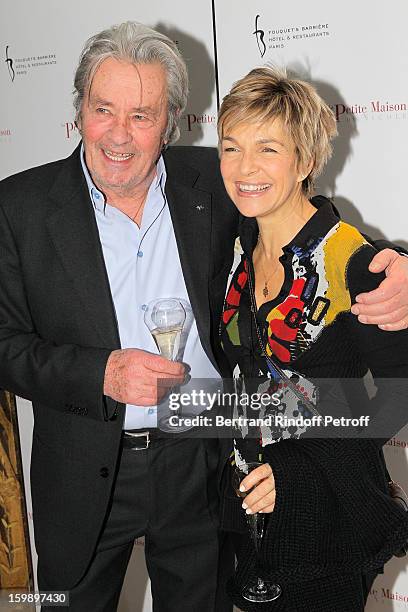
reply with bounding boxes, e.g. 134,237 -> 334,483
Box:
219,196 -> 408,611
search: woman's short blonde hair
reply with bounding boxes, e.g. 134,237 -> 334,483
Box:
218,66 -> 337,197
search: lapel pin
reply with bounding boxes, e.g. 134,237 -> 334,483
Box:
195,204 -> 205,211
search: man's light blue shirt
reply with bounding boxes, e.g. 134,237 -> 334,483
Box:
80,146 -> 220,429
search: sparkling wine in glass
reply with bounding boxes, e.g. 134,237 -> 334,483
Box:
146,299 -> 186,361
144,298 -> 193,432
232,462 -> 282,603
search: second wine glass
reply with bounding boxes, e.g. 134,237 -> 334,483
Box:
232,461 -> 282,603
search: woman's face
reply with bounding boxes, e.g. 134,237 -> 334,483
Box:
220,117 -> 307,220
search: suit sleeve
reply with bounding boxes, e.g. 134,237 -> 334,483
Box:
0,203 -> 115,422
345,244 -> 408,442
366,236 -> 408,256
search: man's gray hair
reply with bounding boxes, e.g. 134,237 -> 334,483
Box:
73,21 -> 189,144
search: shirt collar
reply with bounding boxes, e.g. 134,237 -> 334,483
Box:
80,143 -> 167,212
239,195 -> 340,259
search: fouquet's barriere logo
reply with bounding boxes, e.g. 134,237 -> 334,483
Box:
253,15 -> 266,58
5,46 -> 15,82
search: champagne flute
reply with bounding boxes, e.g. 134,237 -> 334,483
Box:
232,462 -> 282,603
145,298 -> 186,361
144,298 -> 191,432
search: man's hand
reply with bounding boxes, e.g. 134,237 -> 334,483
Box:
351,249 -> 408,331
104,348 -> 185,405
239,463 -> 276,514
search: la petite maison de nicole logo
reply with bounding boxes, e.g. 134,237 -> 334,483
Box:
5,46 -> 15,82
253,15 -> 266,58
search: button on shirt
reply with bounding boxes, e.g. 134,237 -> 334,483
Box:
80,147 -> 220,429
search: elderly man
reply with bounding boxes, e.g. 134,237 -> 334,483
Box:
0,21 -> 407,612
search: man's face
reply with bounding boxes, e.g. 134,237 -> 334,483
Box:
78,57 -> 168,200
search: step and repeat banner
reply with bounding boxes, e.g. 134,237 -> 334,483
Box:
214,1 -> 408,245
1,1 -> 408,610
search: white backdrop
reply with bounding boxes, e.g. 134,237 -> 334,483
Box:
2,0 -> 408,609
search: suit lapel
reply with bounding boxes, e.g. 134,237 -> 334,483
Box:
45,148 -> 120,349
164,158 -> 215,366
44,147 -> 217,361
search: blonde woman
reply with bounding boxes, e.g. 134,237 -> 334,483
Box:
218,67 -> 408,611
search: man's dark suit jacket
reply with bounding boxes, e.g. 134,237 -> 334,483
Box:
0,144 -> 238,588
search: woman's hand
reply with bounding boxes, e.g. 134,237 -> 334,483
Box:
239,463 -> 276,514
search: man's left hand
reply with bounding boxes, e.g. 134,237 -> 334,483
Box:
351,249 -> 408,331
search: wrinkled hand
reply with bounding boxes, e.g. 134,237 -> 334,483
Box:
240,463 -> 276,514
104,348 -> 185,405
351,249 -> 408,331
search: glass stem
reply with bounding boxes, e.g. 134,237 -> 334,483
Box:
257,577 -> 265,591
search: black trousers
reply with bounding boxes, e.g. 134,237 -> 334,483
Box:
39,437 -> 232,612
